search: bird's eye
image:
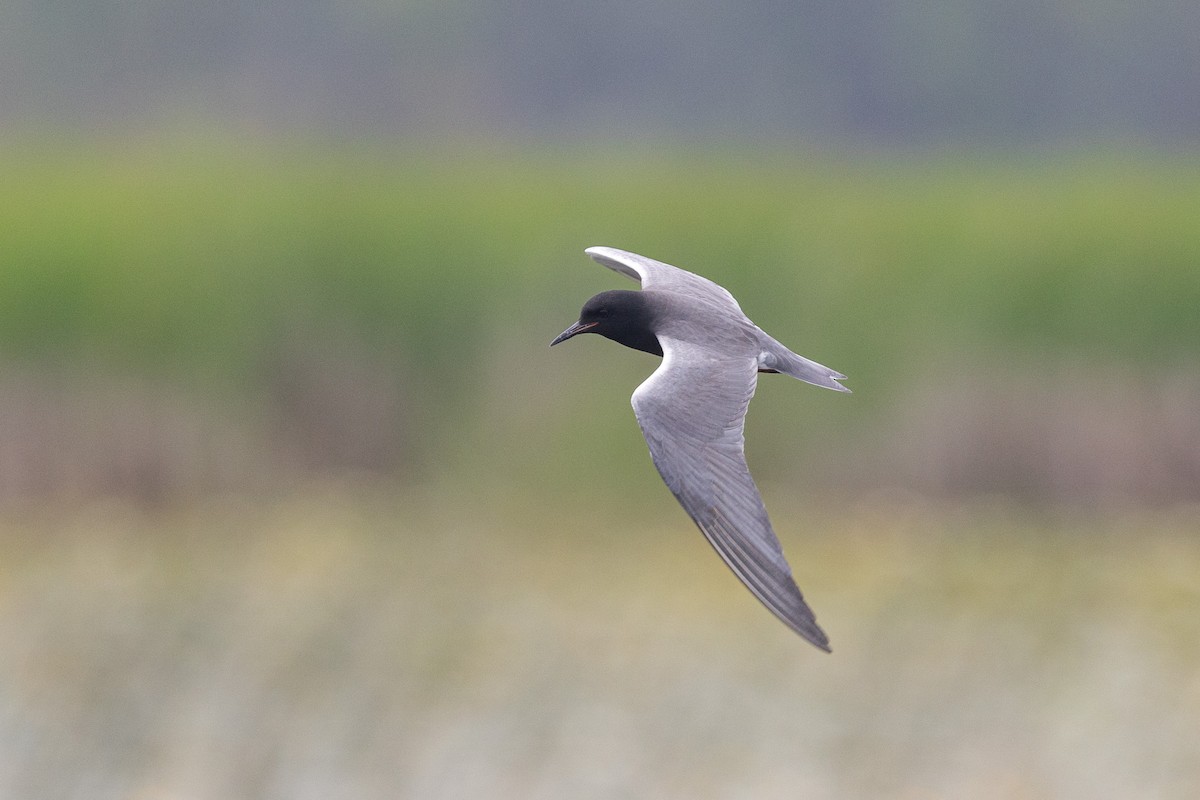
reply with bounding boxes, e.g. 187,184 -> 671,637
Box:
596,308 -> 609,318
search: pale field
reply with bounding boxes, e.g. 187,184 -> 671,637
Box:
1,488 -> 1197,800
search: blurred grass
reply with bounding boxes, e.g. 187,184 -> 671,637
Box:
4,145 -> 1199,373
0,490 -> 1197,799
2,142 -> 1197,797
0,140 -> 1198,502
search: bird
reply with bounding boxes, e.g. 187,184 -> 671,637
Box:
551,246 -> 849,651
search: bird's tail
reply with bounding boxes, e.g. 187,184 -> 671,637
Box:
760,343 -> 851,393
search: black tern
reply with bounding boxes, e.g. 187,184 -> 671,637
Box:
551,246 -> 850,651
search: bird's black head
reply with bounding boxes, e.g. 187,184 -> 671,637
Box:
550,289 -> 663,357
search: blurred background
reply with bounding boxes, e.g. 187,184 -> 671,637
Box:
2,2 -> 1199,798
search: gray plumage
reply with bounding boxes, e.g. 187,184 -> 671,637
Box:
552,246 -> 849,651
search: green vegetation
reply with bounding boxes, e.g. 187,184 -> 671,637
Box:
2,145 -> 1197,795
0,143 -> 1198,501
4,146 -> 1198,371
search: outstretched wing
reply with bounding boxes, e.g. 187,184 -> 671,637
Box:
631,335 -> 830,651
586,246 -> 744,314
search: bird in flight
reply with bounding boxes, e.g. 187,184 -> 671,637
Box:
551,247 -> 850,651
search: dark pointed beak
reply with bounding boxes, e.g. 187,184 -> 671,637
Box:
550,320 -> 598,346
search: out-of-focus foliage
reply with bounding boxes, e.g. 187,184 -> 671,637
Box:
1,143 -> 1198,503
2,494 -> 1198,798
5,4 -> 1197,796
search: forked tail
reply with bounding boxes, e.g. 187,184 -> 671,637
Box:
759,344 -> 851,393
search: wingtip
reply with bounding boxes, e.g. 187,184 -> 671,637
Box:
584,245 -> 625,265
801,627 -> 833,653
782,609 -> 832,652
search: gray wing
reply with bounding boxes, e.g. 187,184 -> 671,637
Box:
585,246 -> 744,313
631,336 -> 830,651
